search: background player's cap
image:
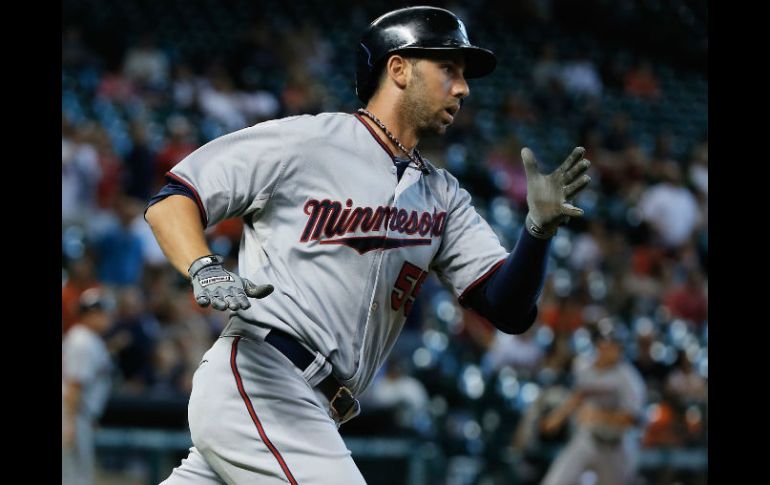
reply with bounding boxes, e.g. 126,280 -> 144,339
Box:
79,288 -> 115,315
356,5 -> 496,103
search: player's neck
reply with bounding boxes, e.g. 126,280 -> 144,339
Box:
362,102 -> 419,154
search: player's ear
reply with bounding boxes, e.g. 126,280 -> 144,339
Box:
386,54 -> 409,90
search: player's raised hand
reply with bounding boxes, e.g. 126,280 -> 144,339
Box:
521,146 -> 591,239
188,255 -> 274,311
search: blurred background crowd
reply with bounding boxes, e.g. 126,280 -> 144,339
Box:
62,0 -> 707,483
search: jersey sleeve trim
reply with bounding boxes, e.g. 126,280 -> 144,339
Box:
353,112 -> 396,159
165,171 -> 209,227
457,257 -> 507,305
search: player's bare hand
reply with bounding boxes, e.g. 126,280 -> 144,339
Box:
188,255 -> 274,311
522,146 -> 591,239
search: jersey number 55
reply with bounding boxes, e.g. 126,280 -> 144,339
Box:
391,261 -> 428,317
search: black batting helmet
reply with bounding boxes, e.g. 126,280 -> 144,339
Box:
355,6 -> 497,103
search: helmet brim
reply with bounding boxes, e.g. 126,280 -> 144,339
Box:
463,46 -> 497,79
395,45 -> 497,79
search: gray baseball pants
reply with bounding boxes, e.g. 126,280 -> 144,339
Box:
160,335 -> 366,484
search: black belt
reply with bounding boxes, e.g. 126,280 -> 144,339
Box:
590,431 -> 623,447
264,328 -> 360,425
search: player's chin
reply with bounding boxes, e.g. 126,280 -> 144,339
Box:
434,116 -> 451,133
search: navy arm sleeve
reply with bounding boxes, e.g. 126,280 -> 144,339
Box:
144,175 -> 207,226
462,228 -> 551,334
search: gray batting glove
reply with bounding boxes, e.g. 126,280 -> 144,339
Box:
522,146 -> 592,239
188,255 -> 274,311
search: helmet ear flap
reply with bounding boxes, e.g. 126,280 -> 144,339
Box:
355,43 -> 381,103
356,52 -> 393,104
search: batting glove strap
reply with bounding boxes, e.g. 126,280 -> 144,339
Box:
188,254 -> 226,280
525,213 -> 558,240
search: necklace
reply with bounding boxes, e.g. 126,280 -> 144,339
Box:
356,108 -> 430,175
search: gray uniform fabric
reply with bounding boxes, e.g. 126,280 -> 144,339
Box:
163,112 -> 509,483
61,324 -> 112,485
542,358 -> 646,485
160,336 -> 366,485
169,112 -> 508,395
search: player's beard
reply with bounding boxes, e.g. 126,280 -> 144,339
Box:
402,65 -> 449,137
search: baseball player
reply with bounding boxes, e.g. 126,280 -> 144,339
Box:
62,288 -> 114,485
145,6 -> 592,484
540,326 -> 647,485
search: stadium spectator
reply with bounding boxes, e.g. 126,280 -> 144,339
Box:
532,44 -> 571,117
603,113 -> 633,152
197,67 -> 248,131
662,268 -> 708,325
642,396 -> 682,448
483,324 -> 544,378
502,89 -> 538,124
148,337 -> 188,397
560,49 -> 603,99
363,357 -> 430,430
108,287 -> 161,393
62,121 -> 101,225
227,22 -> 282,90
93,197 -> 145,286
637,162 -> 702,249
630,331 -> 671,394
62,256 -> 102,335
484,135 -> 528,208
664,350 -> 707,406
154,115 -> 197,191
123,121 -> 156,201
624,59 -> 661,99
122,33 -> 170,90
539,293 -> 586,335
170,63 -> 200,110
532,43 -> 563,93
567,220 -> 606,272
92,127 -> 124,210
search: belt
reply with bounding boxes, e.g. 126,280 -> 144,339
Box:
264,328 -> 360,425
590,431 -> 623,447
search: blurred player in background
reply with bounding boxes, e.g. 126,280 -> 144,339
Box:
540,324 -> 646,485
62,288 -> 115,485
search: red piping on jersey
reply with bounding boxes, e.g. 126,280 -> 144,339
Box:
353,112 -> 396,159
230,337 -> 298,485
458,258 -> 507,305
165,172 -> 209,227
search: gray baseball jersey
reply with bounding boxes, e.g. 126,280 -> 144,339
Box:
168,112 -> 508,396
62,324 -> 112,418
62,324 -> 112,485
542,357 -> 646,485
572,357 -> 646,441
